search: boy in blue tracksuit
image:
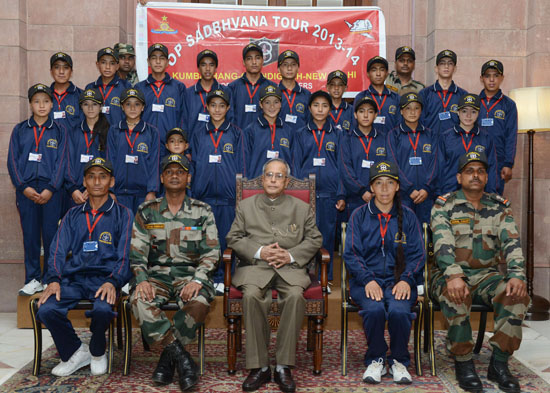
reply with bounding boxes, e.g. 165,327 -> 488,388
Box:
344,162 -> 424,384
8,84 -> 67,296
478,59 -> 518,194
136,43 -> 186,159
437,94 -> 498,195
295,91 -> 345,281
37,158 -> 132,377
277,50 -> 310,130
190,89 -> 246,289
50,52 -> 82,132
106,88 -> 160,213
387,93 -> 438,225
419,50 -> 467,134
327,70 -> 354,134
86,47 -> 130,128
245,85 -> 295,178
229,42 -> 276,130
354,56 -> 401,134
340,97 -> 387,216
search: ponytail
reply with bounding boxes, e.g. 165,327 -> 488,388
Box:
94,113 -> 110,152
394,191 -> 406,282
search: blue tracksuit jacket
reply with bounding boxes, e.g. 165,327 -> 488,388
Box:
86,75 -> 130,128
50,82 -> 83,131
228,73 -> 276,130
329,100 -> 354,134
278,82 -> 310,130
419,81 -> 467,134
353,85 -> 401,134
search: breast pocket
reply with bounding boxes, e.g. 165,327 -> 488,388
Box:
178,230 -> 202,255
481,225 -> 499,252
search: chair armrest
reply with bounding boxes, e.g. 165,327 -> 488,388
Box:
223,248 -> 233,288
316,247 -> 330,288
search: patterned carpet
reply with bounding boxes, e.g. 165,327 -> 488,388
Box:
3,328 -> 549,392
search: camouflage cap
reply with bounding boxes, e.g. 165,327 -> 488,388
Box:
354,96 -> 378,113
458,151 -> 488,172
395,46 -> 416,61
206,89 -> 230,105
367,56 -> 388,72
120,87 -> 145,104
458,93 -> 481,110
278,49 -> 299,66
114,43 -> 135,56
436,49 -> 457,65
50,52 -> 73,68
399,92 -> 423,109
370,161 -> 399,183
481,59 -> 503,75
28,83 -> 53,101
97,47 -> 118,62
79,88 -> 103,105
327,70 -> 348,85
260,85 -> 282,102
161,153 -> 190,172
166,127 -> 189,143
84,157 -> 114,174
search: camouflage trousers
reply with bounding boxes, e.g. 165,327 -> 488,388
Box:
131,274 -> 213,347
431,271 -> 530,362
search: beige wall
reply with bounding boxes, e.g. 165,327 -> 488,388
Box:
0,0 -> 549,311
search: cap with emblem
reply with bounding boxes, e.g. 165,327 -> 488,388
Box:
197,49 -> 218,67
97,47 -> 118,62
79,88 -> 103,105
277,50 -> 299,66
50,52 -> 73,68
84,157 -> 114,174
399,92 -> 423,109
395,46 -> 416,61
367,56 -> 389,72
260,85 -> 282,102
308,90 -> 332,108
327,70 -> 348,86
114,43 -> 135,56
166,127 -> 189,143
161,153 -> 190,172
354,96 -> 378,113
458,93 -> 481,110
369,161 -> 399,183
206,89 -> 230,105
28,83 -> 53,101
148,43 -> 168,58
458,151 -> 488,173
242,42 -> 263,59
481,59 -> 503,75
436,49 -> 457,65
120,88 -> 145,104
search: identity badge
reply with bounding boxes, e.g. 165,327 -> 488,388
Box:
209,154 -> 222,163
125,154 -> 138,164
80,154 -> 93,163
481,118 -> 494,127
313,157 -> 326,167
409,156 -> 423,166
53,111 -> 66,119
285,114 -> 297,124
438,111 -> 451,121
266,150 -> 279,159
373,116 -> 386,124
198,113 -> 210,122
245,104 -> 257,113
362,160 -> 374,168
102,106 -> 111,114
28,152 -> 42,162
152,104 -> 164,113
83,240 -> 98,252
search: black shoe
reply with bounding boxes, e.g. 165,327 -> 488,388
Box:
455,359 -> 483,392
242,368 -> 271,391
487,354 -> 520,393
274,367 -> 296,393
152,345 -> 175,385
173,342 -> 199,391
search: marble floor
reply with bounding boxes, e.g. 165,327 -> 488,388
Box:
0,312 -> 549,387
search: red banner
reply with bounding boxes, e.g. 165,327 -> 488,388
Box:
137,4 -> 386,95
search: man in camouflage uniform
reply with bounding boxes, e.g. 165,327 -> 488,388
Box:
430,151 -> 529,393
386,46 -> 425,95
130,153 -> 219,391
114,43 -> 139,86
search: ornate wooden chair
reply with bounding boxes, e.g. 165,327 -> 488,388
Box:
223,173 -> 330,375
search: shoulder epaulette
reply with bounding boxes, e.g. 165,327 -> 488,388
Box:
490,193 -> 510,207
189,197 -> 213,210
138,197 -> 162,211
435,193 -> 451,206
386,84 -> 398,93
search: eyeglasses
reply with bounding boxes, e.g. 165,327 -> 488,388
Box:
264,172 -> 286,180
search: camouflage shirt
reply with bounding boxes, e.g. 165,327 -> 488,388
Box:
386,70 -> 425,95
130,196 -> 220,286
126,70 -> 139,87
430,189 -> 525,283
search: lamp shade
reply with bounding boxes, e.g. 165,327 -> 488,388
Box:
509,87 -> 550,132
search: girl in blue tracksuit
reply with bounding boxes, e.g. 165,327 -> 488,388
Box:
295,90 -> 345,281
245,85 -> 295,178
106,87 -> 160,214
65,88 -> 109,207
344,161 -> 424,384
387,93 -> 438,225
7,84 -> 68,295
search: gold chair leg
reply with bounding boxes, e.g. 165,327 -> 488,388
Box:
428,302 -> 436,376
414,302 -> 423,376
122,299 -> 133,376
107,320 -> 114,374
30,298 -> 42,376
198,324 -> 205,375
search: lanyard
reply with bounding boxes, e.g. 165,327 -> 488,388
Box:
283,90 -> 296,114
329,108 -> 343,124
99,85 -> 115,102
54,91 -> 68,109
83,130 -> 94,154
369,92 -> 388,112
199,92 -> 208,111
245,83 -> 259,104
436,90 -> 453,111
33,126 -> 46,152
358,135 -> 373,160
460,132 -> 474,152
125,128 -> 140,153
85,211 -> 105,241
311,129 -> 326,157
150,82 -> 166,103
481,96 -> 503,118
407,130 -> 421,156
378,213 -> 391,250
209,129 -> 223,153
269,124 -> 277,149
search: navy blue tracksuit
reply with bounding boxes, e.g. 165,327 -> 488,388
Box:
386,123 -> 438,224
228,74 -> 276,130
278,82 -> 310,130
7,117 -> 67,284
478,89 -> 518,194
353,86 -> 401,134
38,197 -> 132,360
50,82 -> 83,131
329,100 -> 354,134
106,120 -> 160,213
419,81 -> 467,134
190,120 -> 246,283
295,121 -> 345,280
344,201 -> 425,367
437,125 -> 498,195
245,115 -> 295,178
86,75 -> 131,128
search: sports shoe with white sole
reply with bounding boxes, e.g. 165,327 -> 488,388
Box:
18,279 -> 44,296
52,343 -> 91,377
91,354 -> 108,375
390,360 -> 412,384
362,358 -> 386,384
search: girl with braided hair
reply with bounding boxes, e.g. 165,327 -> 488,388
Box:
343,160 -> 425,385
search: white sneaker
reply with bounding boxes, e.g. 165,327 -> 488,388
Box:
214,283 -> 224,295
121,283 -> 130,296
19,279 -> 44,296
52,343 -> 91,377
362,358 -> 386,384
90,354 -> 108,375
390,360 -> 412,384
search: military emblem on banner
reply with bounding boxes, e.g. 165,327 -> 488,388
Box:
151,15 -> 178,34
344,18 -> 374,39
252,37 -> 279,66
